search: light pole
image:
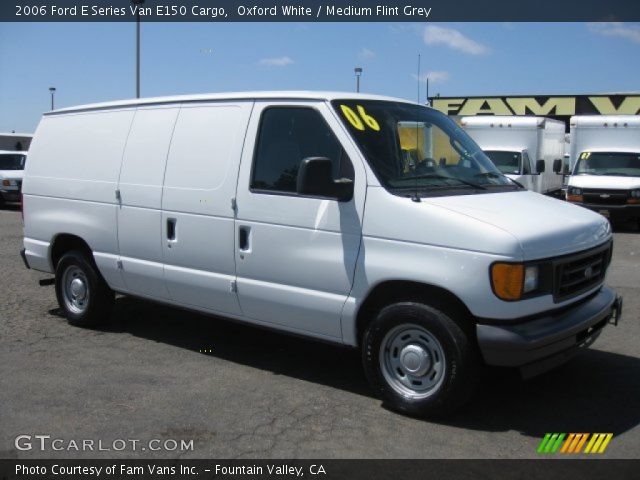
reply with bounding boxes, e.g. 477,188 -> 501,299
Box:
49,87 -> 56,110
132,0 -> 145,98
354,67 -> 362,93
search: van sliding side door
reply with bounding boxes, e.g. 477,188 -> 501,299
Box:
160,102 -> 252,316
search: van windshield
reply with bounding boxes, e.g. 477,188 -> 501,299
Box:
0,154 -> 26,171
484,150 -> 522,175
574,151 -> 640,176
331,100 -> 515,196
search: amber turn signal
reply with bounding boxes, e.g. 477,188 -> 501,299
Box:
491,263 -> 524,301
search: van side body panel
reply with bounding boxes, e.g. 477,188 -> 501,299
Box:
22,109 -> 135,288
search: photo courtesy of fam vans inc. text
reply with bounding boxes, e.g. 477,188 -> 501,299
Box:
0,1 -> 639,479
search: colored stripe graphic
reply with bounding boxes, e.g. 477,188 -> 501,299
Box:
551,433 -> 565,453
597,434 -> 613,453
560,434 -> 575,453
537,433 -> 552,453
537,433 -> 565,453
539,433 -> 613,454
574,433 -> 589,453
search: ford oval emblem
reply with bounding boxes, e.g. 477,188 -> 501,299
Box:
600,194 -> 610,199
584,266 -> 594,279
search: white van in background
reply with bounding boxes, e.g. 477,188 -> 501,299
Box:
461,116 -> 566,196
0,150 -> 27,205
21,92 -> 621,417
566,115 -> 640,228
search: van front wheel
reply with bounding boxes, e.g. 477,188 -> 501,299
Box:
362,302 -> 477,417
55,251 -> 114,327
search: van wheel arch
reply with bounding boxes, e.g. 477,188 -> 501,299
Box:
50,234 -> 95,270
356,281 -> 475,346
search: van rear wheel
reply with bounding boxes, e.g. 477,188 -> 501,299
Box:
362,302 -> 478,417
55,251 -> 114,327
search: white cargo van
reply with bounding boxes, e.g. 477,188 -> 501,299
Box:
567,115 -> 640,228
21,92 -> 622,417
461,116 -> 566,195
0,150 -> 27,205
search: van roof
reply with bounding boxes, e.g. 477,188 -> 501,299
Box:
46,91 -> 416,115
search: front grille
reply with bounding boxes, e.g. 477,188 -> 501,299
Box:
554,243 -> 612,302
583,189 -> 628,205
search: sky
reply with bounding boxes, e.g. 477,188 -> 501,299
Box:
1,21 -> 640,132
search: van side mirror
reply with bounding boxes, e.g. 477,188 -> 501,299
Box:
296,157 -> 354,202
535,159 -> 546,174
553,159 -> 562,174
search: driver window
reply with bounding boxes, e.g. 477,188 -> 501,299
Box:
251,107 -> 353,194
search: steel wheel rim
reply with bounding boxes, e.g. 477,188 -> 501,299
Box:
379,324 -> 446,399
62,265 -> 89,315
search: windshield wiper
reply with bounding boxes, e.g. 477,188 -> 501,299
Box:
474,172 -> 503,178
393,174 -> 486,190
474,171 -> 523,188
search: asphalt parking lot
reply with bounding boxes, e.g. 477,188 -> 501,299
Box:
0,206 -> 638,459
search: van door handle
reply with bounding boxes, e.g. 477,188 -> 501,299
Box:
238,226 -> 251,252
167,218 -> 177,242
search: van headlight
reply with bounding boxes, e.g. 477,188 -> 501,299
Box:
523,265 -> 539,293
567,187 -> 584,202
490,263 -> 541,301
628,189 -> 640,204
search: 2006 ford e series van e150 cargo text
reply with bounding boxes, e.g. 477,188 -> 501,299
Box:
20,92 -> 623,416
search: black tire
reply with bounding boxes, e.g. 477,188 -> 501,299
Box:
55,250 -> 114,327
362,302 -> 478,418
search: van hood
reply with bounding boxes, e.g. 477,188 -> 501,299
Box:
426,190 -> 611,259
568,175 -> 640,190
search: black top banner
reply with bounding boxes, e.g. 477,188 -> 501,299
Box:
3,0 -> 640,22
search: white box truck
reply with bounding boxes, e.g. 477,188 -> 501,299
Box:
0,132 -> 32,152
461,116 -> 566,195
21,92 -> 622,417
566,115 -> 640,228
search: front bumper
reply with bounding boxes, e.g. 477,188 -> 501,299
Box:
570,202 -> 640,221
477,285 -> 621,377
